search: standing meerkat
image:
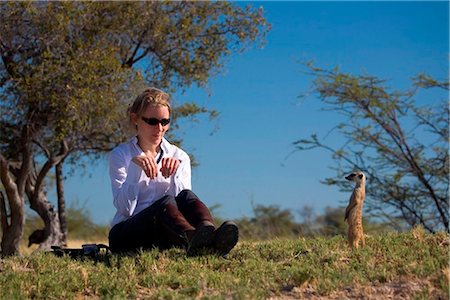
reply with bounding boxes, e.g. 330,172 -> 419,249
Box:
344,171 -> 366,249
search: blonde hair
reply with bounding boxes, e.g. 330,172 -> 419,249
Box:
128,87 -> 171,119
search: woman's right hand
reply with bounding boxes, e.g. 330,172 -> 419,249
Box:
132,155 -> 157,179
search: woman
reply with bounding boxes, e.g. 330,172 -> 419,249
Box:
108,87 -> 238,256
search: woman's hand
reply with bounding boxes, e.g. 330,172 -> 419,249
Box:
132,155 -> 158,179
160,157 -> 180,178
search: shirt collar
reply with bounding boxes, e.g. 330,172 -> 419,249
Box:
130,136 -> 170,154
160,137 -> 170,154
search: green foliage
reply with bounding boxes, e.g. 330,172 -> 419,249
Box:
235,203 -> 392,241
1,1 -> 270,160
1,2 -> 138,153
63,206 -> 109,241
237,204 -> 300,240
1,229 -> 448,299
295,64 -> 449,233
315,207 -> 348,236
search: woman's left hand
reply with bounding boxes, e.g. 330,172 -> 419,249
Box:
160,157 -> 180,178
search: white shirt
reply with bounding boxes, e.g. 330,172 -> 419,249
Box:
109,136 -> 191,227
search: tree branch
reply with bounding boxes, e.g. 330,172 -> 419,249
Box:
30,139 -> 69,205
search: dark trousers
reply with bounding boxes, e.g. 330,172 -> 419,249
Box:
108,189 -> 213,253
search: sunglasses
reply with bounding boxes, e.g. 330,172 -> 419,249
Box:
141,117 -> 171,126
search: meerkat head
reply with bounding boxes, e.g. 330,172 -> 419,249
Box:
345,171 -> 366,184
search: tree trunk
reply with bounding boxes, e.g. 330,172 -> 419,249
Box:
0,192 -> 25,256
26,172 -> 64,251
0,154 -> 26,256
26,139 -> 69,250
55,162 -> 68,246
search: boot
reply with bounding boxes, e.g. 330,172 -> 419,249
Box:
186,220 -> 215,256
213,221 -> 239,257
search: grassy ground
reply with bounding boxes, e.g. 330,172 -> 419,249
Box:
1,227 -> 448,299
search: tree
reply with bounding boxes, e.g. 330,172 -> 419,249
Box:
238,204 -> 299,240
293,64 -> 449,233
0,2 -> 269,255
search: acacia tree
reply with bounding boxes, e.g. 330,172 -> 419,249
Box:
294,64 -> 449,233
0,2 -> 269,255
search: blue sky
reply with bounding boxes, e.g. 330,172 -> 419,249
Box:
60,1 -> 448,225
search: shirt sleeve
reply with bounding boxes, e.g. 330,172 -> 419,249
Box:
109,147 -> 142,217
174,151 -> 192,195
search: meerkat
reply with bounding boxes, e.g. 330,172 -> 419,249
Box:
344,171 -> 366,249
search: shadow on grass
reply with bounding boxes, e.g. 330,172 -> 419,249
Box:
48,244 -> 230,269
